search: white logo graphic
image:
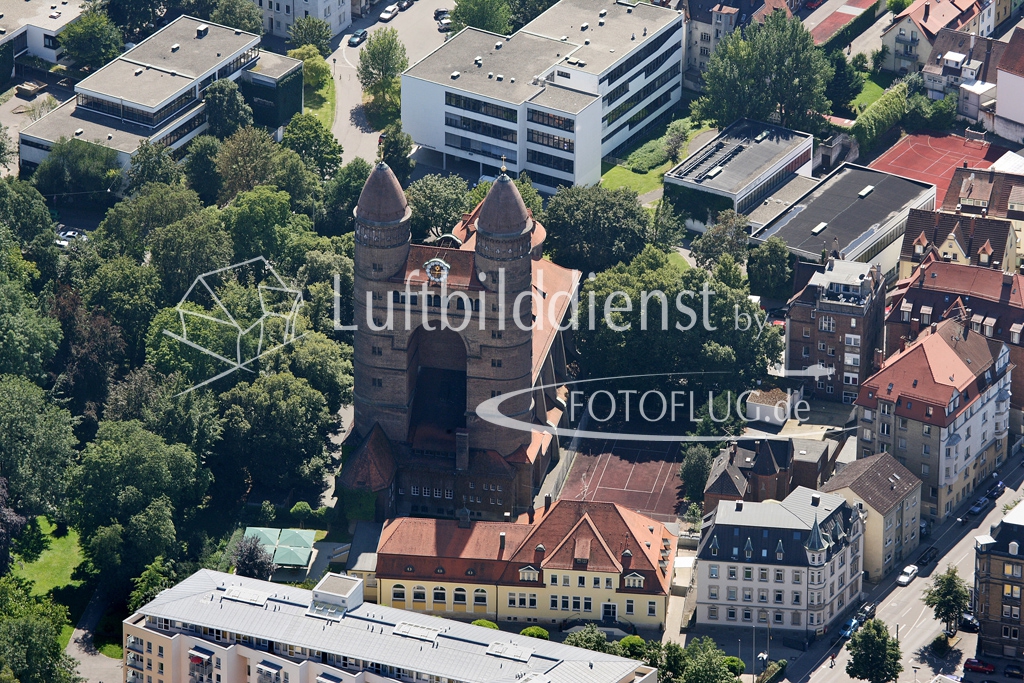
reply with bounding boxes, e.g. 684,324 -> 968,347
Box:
164,257 -> 304,393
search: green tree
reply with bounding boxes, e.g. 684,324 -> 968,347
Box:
269,331 -> 353,413
83,256 -> 161,363
270,147 -> 321,217
0,277 -> 63,383
692,11 -> 833,132
664,118 -> 691,162
451,0 -> 512,34
321,157 -> 372,235
223,185 -> 290,261
128,556 -> 177,612
507,0 -> 557,28
219,372 -> 334,491
471,619 -> 499,629
684,502 -> 703,532
826,50 -> 865,113
288,44 -> 333,89
126,140 -> 183,195
689,210 -> 750,269
747,237 -> 792,299
204,79 -> 254,139
233,534 -> 274,579
871,45 -> 890,73
216,126 -> 276,203
0,178 -> 56,249
680,637 -> 732,683
58,9 -> 122,72
649,199 -> 685,250
0,478 -> 26,574
32,138 -> 121,206
0,125 -> 15,172
106,0 -> 162,37
680,445 -> 713,502
887,0 -> 911,13
357,27 -> 409,107
0,615 -> 79,683
148,207 -> 234,305
211,0 -> 265,34
714,253 -> 745,289
93,182 -> 202,260
290,501 -> 313,527
563,624 -> 608,652
183,135 -> 223,205
380,121 -> 415,187
406,174 -> 470,242
923,565 -> 971,632
846,619 -> 903,683
519,626 -> 549,639
0,376 -> 76,517
722,656 -> 745,677
545,185 -> 649,273
852,52 -> 869,73
288,16 -> 333,56
283,113 -> 343,181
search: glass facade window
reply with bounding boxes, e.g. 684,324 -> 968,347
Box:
603,64 -> 680,126
527,149 -> 574,174
445,92 -> 517,122
526,108 -> 574,132
600,26 -> 679,85
156,110 -> 207,147
445,133 -> 516,163
217,48 -> 260,79
444,113 -> 517,143
526,170 -> 572,190
527,129 -> 574,152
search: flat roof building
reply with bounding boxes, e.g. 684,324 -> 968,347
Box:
0,0 -> 86,71
19,16 -> 302,177
401,0 -> 684,191
253,0 -> 352,41
756,163 -> 936,280
663,119 -> 814,227
123,569 -> 658,683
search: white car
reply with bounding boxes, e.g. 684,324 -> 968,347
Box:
380,5 -> 399,20
897,565 -> 919,586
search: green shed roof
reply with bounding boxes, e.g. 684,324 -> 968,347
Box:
273,545 -> 313,567
278,528 -> 316,549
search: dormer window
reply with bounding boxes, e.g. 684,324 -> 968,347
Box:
915,244 -> 923,254
624,572 -> 645,589
519,566 -> 539,582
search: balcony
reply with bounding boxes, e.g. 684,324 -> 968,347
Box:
895,33 -> 919,45
126,637 -> 144,654
127,655 -> 144,671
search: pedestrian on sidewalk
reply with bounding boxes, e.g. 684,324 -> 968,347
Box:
830,653 -> 836,668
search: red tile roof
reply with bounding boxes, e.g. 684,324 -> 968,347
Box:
999,28 -> 1024,79
338,423 -> 396,492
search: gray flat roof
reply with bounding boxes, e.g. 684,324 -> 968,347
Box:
139,569 -> 647,683
527,84 -> 598,114
759,164 -> 935,258
20,97 -> 202,154
120,16 -> 258,79
0,0 -> 85,41
666,119 -> 813,197
405,28 -> 568,105
522,0 -> 682,76
247,51 -> 303,80
78,59 -> 196,108
745,174 -> 821,228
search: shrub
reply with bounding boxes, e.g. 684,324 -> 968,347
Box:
626,138 -> 670,173
472,619 -> 499,630
724,656 -> 746,676
520,626 -> 550,639
851,81 -> 908,150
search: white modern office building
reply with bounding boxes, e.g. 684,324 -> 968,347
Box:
401,0 -> 685,192
0,0 -> 86,70
253,0 -> 352,40
122,569 -> 659,683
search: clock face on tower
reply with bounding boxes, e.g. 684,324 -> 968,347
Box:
424,258 -> 450,285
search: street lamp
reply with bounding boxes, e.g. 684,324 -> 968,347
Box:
332,57 -> 337,76
913,665 -> 920,683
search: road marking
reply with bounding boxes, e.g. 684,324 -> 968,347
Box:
901,604 -> 914,617
340,47 -> 357,70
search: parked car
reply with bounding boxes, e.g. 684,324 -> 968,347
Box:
968,498 -> 989,515
964,659 -> 995,674
987,481 -> 1006,499
960,614 -> 981,632
917,546 -> 939,565
897,565 -> 919,586
437,17 -> 452,31
1005,664 -> 1024,679
857,602 -> 877,620
840,618 -> 859,638
805,0 -> 824,8
58,229 -> 87,242
434,7 -> 450,18
348,29 -> 368,46
379,4 -> 399,20
397,0 -> 413,9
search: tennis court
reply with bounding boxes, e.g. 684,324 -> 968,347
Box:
869,132 -> 1007,204
559,439 -> 683,522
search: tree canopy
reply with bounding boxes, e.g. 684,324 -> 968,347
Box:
288,16 -> 333,57
58,9 -> 123,72
288,44 -> 333,89
381,122 -> 415,187
746,237 -> 792,300
32,138 -> 121,207
406,174 -> 470,242
125,141 -> 183,196
357,28 -> 409,106
545,185 -> 650,274
846,619 -> 903,683
283,113 -> 344,181
689,210 -> 750,269
210,0 -> 265,34
183,135 -> 223,205
923,565 -> 971,632
204,79 -> 254,139
451,0 -> 513,34
692,10 -> 833,132
233,534 -> 274,579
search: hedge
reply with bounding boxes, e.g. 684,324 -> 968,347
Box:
821,0 -> 882,55
757,659 -> 788,683
851,81 -> 908,151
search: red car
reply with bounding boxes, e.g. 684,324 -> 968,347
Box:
964,660 -> 995,674
805,0 -> 824,8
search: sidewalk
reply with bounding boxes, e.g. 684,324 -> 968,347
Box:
66,589 -> 122,683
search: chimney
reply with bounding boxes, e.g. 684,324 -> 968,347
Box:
811,493 -> 821,507
971,34 -> 976,50
874,348 -> 885,369
963,161 -> 968,168
931,321 -> 938,334
924,1 -> 930,20
910,317 -> 920,336
1004,272 -> 1013,287
729,441 -> 738,464
504,512 -> 512,521
456,429 -> 469,471
458,504 -> 471,528
544,493 -> 552,511
499,532 -> 506,550
735,500 -> 744,511
527,506 -> 535,523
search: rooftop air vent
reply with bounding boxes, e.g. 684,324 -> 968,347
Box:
451,71 -> 460,79
599,8 -> 607,15
134,67 -> 143,76
171,43 -> 180,52
584,39 -> 590,44
197,24 -> 209,38
705,165 -> 723,178
561,35 -> 568,41
475,55 -> 482,64
812,222 -> 828,235
858,185 -> 875,198
754,130 -> 769,143
107,133 -> 113,140
74,128 -> 84,136
510,77 -> 515,82
488,72 -> 493,78
581,22 -> 589,29
496,74 -> 503,81
577,60 -> 586,66
495,41 -> 503,49
599,18 -> 605,25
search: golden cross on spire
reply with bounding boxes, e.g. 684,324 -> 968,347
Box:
500,155 -> 507,173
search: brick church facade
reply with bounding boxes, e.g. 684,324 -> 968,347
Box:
339,162 -> 581,521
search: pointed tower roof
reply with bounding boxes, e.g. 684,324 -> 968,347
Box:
477,174 -> 532,237
805,514 -> 828,552
355,162 -> 410,224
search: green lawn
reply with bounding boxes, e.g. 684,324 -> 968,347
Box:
13,517 -> 83,596
601,125 -> 713,196
853,72 -> 896,112
667,251 -> 691,272
305,77 -> 336,129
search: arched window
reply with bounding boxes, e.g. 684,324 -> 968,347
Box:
433,587 -> 447,603
474,589 -> 487,606
392,584 -> 406,601
413,586 -> 426,602
453,588 -> 467,604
